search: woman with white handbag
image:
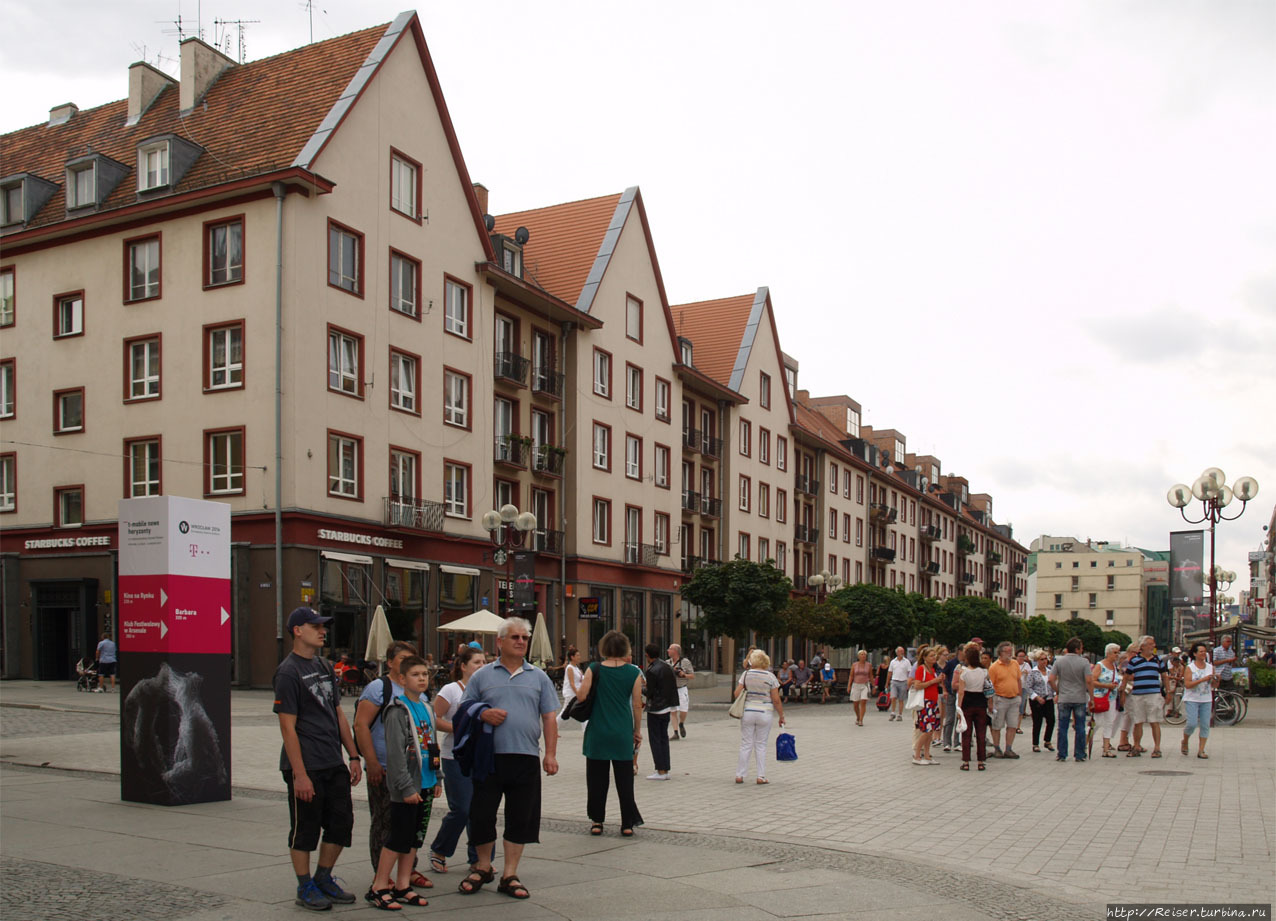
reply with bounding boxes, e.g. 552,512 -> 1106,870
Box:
908,646 -> 943,765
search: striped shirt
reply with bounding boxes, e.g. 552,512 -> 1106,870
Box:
1124,654 -> 1166,696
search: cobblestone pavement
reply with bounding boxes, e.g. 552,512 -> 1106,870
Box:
1,856 -> 229,920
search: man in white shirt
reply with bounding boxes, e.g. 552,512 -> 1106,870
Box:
887,648 -> 913,722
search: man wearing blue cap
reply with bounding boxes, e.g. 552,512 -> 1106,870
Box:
275,607 -> 363,911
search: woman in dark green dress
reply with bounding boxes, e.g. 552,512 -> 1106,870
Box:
576,630 -> 644,836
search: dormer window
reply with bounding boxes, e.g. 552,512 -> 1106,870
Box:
138,141 -> 170,191
678,336 -> 693,365
67,163 -> 96,208
501,242 -> 521,276
2,182 -> 23,225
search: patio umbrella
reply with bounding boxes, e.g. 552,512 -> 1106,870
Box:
365,604 -> 395,671
436,609 -> 507,634
530,612 -> 554,665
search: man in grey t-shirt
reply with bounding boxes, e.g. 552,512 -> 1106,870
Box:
1048,637 -> 1093,762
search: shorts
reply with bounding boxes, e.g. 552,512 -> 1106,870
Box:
469,754 -> 541,846
849,683 -> 870,702
1127,693 -> 1164,725
890,679 -> 908,701
677,686 -> 690,712
98,661 -> 117,677
284,766 -> 354,852
385,793 -> 433,854
990,697 -> 1022,731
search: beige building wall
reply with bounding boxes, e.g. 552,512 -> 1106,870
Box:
1034,541 -> 1144,637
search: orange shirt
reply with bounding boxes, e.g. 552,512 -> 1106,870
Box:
988,659 -> 1022,698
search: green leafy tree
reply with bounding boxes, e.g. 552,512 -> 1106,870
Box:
828,583 -> 915,653
1061,618 -> 1105,657
680,558 -> 793,641
1101,630 -> 1133,652
935,596 -> 1017,649
1023,615 -> 1071,651
781,596 -> 850,645
905,592 -> 944,645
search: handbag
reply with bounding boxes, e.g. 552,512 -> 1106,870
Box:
561,662 -> 598,722
982,677 -> 995,699
775,731 -> 797,761
904,686 -> 925,711
729,672 -> 748,719
956,704 -> 968,734
1092,692 -> 1110,713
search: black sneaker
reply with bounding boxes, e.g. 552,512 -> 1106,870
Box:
679,724 -> 686,738
295,880 -> 333,911
313,874 -> 355,904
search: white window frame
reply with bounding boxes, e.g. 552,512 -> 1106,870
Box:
390,351 -> 417,412
592,423 -> 610,470
67,163 -> 96,208
759,483 -> 769,518
625,435 -> 641,479
55,391 -> 83,433
655,378 -> 670,420
128,439 -> 160,497
739,475 -> 750,511
390,154 -> 418,218
327,330 -> 360,395
444,463 -> 468,518
328,224 -> 360,293
444,279 -> 469,336
626,365 -> 642,410
739,420 -> 750,456
208,325 -> 242,390
593,350 -> 611,398
777,437 -> 787,471
57,487 -> 83,527
128,238 -> 160,301
207,431 -> 243,495
444,371 -> 468,427
0,268 -> 13,326
654,445 -> 669,487
0,455 -> 14,511
2,182 -> 23,225
137,141 -> 170,191
759,372 -> 770,409
626,295 -> 642,341
207,219 -> 243,286
328,434 -> 359,498
389,252 -> 417,316
654,513 -> 669,555
2,363 -> 16,417
592,498 -> 610,544
777,490 -> 787,524
55,294 -> 83,337
390,450 -> 417,500
739,533 -> 750,560
129,338 -> 160,399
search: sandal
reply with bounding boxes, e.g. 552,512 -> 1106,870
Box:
1126,750 -> 1141,757
1117,743 -> 1131,752
960,762 -> 970,771
392,888 -> 428,907
428,853 -> 447,874
1150,751 -> 1162,759
1181,741 -> 1189,756
408,869 -> 433,889
365,888 -> 402,911
1102,750 -> 1117,758
1032,746 -> 1040,753
734,776 -> 744,784
497,875 -> 530,900
1045,742 -> 1054,751
977,762 -> 986,771
1197,752 -> 1209,759
457,867 -> 494,895
621,827 -> 635,837
756,778 -> 769,784
589,823 -> 604,836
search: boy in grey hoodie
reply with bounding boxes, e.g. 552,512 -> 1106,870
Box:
366,656 -> 441,910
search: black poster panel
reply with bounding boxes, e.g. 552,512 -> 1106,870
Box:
1169,530 -> 1204,607
512,550 -> 536,612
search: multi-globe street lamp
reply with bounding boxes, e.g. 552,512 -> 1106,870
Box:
807,568 -> 844,603
1166,468 -> 1259,645
481,504 -> 538,616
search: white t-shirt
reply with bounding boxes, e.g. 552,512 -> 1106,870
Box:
739,668 -> 780,712
563,663 -> 583,701
1182,662 -> 1214,704
888,658 -> 913,682
436,681 -> 465,759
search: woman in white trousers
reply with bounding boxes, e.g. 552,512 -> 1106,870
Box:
735,649 -> 785,784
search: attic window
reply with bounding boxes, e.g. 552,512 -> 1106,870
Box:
501,243 -> 521,277
680,340 -> 693,364
66,163 -> 96,208
1,182 -> 22,226
138,141 -> 170,191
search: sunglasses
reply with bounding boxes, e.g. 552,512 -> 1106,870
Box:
506,635 -> 530,641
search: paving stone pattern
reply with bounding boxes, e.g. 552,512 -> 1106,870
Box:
1,856 -> 228,920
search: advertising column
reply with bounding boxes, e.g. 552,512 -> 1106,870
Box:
118,496 -> 232,805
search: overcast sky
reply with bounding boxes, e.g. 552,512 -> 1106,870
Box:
4,1 -> 1273,583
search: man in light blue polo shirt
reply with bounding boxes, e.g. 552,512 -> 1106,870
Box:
456,617 -> 559,901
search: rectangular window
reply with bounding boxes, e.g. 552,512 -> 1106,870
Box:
829,463 -> 838,493
759,428 -> 770,464
593,349 -> 611,398
739,475 -> 751,512
389,349 -> 419,414
625,506 -> 641,559
777,542 -> 787,574
389,251 -> 420,317
776,488 -> 787,523
205,322 -> 244,390
327,327 -> 362,397
493,398 -> 514,460
443,369 -> 469,428
444,461 -> 470,518
842,513 -> 851,542
53,291 -> 83,338
625,294 -> 642,342
829,508 -> 837,537
625,434 -> 642,479
843,470 -> 851,498
0,266 -> 13,327
1071,575 -> 1080,589
53,388 -> 83,434
389,448 -> 419,500
390,151 -> 421,219
1107,574 -> 1115,590
327,431 -> 362,499
1054,594 -> 1063,608
759,371 -> 771,409
738,533 -> 750,560
856,475 -> 864,504
654,512 -> 670,555
592,422 -> 611,470
0,453 -> 13,512
55,485 -> 83,527
856,517 -> 863,546
125,235 -> 160,302
125,437 -> 161,497
137,141 -> 169,190
125,335 -> 161,400
758,537 -> 770,563
1106,611 -> 1115,626
1088,593 -> 1097,608
67,163 -> 96,208
739,420 -> 751,456
626,364 -> 642,411
206,428 -> 244,495
1,359 -> 14,419
444,276 -> 470,337
592,498 -> 611,544
655,377 -> 670,422
205,217 -> 244,287
531,409 -> 552,455
654,444 -> 670,488
758,483 -> 769,518
327,220 -> 363,295
776,436 -> 787,471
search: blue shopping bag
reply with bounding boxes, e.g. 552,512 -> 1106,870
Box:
775,732 -> 798,762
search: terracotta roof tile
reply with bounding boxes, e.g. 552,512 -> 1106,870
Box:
668,294 -> 754,386
0,24 -> 387,231
491,193 -> 622,307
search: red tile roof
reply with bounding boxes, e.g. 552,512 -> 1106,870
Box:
491,194 -> 622,307
669,294 -> 754,386
0,24 -> 387,231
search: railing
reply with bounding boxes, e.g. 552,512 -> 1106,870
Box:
681,490 -> 700,513
962,572 -> 976,583
1013,588 -> 1024,598
924,561 -> 940,574
531,445 -> 565,476
920,524 -> 941,541
794,524 -> 817,544
535,529 -> 564,554
700,496 -> 722,518
870,502 -> 897,524
871,546 -> 896,562
795,474 -> 819,495
986,551 -> 1002,564
990,581 -> 1002,591
1014,561 -> 1025,573
957,537 -> 975,555
494,438 -> 530,467
682,428 -> 701,451
624,542 -> 661,567
682,554 -> 714,573
531,368 -> 564,398
384,496 -> 445,532
494,351 -> 530,385
701,434 -> 722,458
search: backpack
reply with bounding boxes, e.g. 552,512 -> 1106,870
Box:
369,676 -> 397,727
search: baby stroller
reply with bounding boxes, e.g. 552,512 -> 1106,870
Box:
76,656 -> 99,692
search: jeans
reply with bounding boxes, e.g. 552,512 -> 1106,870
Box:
429,758 -> 478,867
1056,701 -> 1086,759
586,758 -> 643,829
737,710 -> 773,779
1184,700 -> 1211,739
941,691 -> 958,748
647,711 -> 671,772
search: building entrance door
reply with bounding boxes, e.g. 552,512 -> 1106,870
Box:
33,580 -> 96,680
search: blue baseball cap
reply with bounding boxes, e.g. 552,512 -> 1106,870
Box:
287,607 -> 332,633
467,641 -> 483,649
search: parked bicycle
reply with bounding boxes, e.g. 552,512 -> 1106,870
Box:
1163,685 -> 1246,726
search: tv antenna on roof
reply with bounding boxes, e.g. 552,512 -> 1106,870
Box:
214,18 -> 261,63
301,0 -> 326,44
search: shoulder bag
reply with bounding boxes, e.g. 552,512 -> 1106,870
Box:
728,671 -> 748,719
561,662 -> 599,722
904,668 -> 927,711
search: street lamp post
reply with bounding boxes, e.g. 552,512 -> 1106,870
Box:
806,569 -> 844,604
1167,468 -> 1259,646
482,503 -> 538,617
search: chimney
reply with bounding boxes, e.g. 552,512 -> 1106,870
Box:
179,37 -> 235,112
128,62 -> 175,126
473,183 -> 489,215
48,103 -> 78,127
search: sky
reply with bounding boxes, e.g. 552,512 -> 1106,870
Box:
3,1 -> 1273,585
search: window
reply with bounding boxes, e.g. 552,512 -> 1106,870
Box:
1126,558 -> 1134,566
625,506 -> 641,560
739,475 -> 751,511
389,448 -> 419,500
829,508 -> 837,537
759,371 -> 771,409
759,428 -> 770,464
592,498 -> 611,544
655,377 -> 670,422
125,335 -> 160,400
592,422 -> 611,470
777,542 -> 787,574
1071,575 -> 1080,589
53,291 -> 83,338
443,369 -> 469,428
53,388 -> 84,434
625,435 -> 641,479
205,217 -> 243,287
1091,560 -> 1097,568
500,243 -> 522,276
654,512 -> 670,555
625,294 -> 642,342
738,533 -> 751,560
125,437 -> 161,497
444,277 -> 470,337
205,322 -> 243,390
0,453 -> 15,512
389,251 -> 420,317
626,364 -> 642,411
531,409 -> 552,455
493,398 -> 514,461
55,485 -> 83,527
1107,574 -> 1115,590
654,444 -> 670,487
842,513 -> 851,542
758,483 -> 769,518
390,150 -> 421,219
327,327 -> 362,397
856,475 -> 864,504
531,330 -> 555,392
389,349 -> 419,414
856,517 -> 863,546
0,359 -> 13,418
829,463 -> 838,493
2,181 -> 23,225
125,235 -> 160,302
739,420 -> 751,456
1088,593 -> 1097,608
327,432 -> 362,499
1105,611 -> 1115,626
776,436 -> 787,471
327,220 -> 363,295
846,407 -> 860,438
1108,559 -> 1115,567
843,469 -> 851,498
137,141 -> 169,190
205,428 -> 244,495
758,537 -> 770,563
776,488 -> 787,523
593,349 -> 611,398
0,266 -> 13,326
67,163 -> 95,208
444,461 -> 469,517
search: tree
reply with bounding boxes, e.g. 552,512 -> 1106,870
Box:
828,583 -> 915,653
935,596 -> 1017,650
1101,630 -> 1133,653
1023,615 -> 1070,651
679,558 -> 793,640
905,592 -> 944,645
1061,617 -> 1105,657
781,596 -> 850,646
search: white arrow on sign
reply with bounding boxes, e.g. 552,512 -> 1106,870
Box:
160,588 -> 168,607
220,607 -> 229,626
160,621 -> 168,639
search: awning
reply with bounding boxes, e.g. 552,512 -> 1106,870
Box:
439,564 -> 480,576
320,550 -> 374,566
386,558 -> 430,572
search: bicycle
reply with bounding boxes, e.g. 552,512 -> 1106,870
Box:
1213,687 -> 1247,726
1163,686 -> 1186,725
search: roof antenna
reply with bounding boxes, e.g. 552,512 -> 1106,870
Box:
214,18 -> 261,63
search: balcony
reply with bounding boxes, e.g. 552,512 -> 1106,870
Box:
700,496 -> 722,518
701,434 -> 722,458
924,561 -> 940,575
494,351 -> 530,386
956,535 -> 975,556
962,572 -> 976,584
1013,588 -> 1024,598
986,550 -> 1002,565
794,524 -> 817,544
531,367 -> 564,398
681,428 -> 701,452
494,436 -> 530,468
624,542 -> 661,567
385,496 -> 445,532
920,524 -> 941,542
681,490 -> 700,513
871,546 -> 896,562
870,503 -> 898,524
531,445 -> 565,476
1014,561 -> 1025,573
990,580 -> 1002,591
795,474 -> 820,496
682,554 -> 715,574
534,529 -> 564,554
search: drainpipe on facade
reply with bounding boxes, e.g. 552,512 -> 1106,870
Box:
272,181 -> 286,665
558,322 -> 573,661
